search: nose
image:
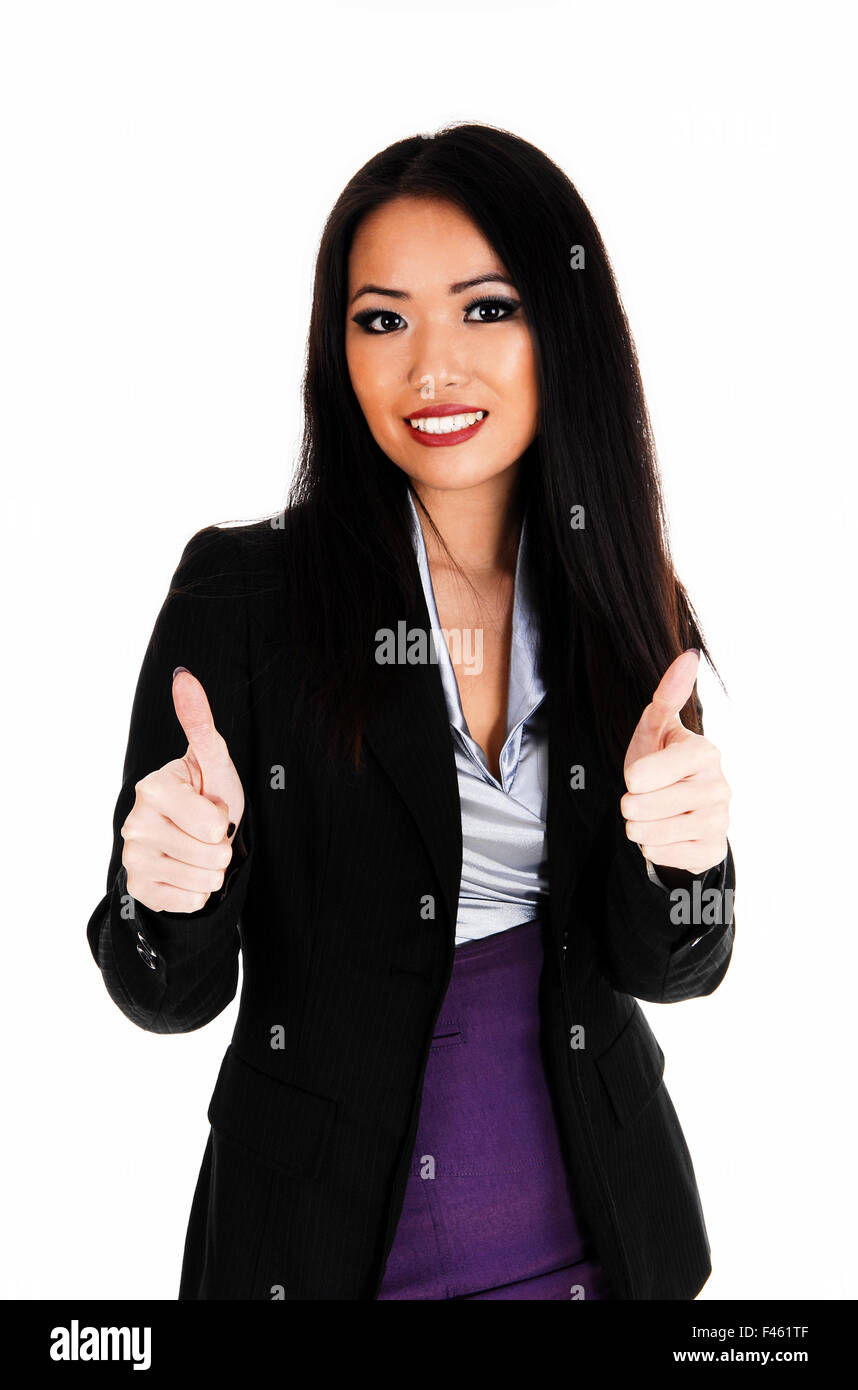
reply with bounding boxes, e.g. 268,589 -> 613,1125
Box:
406,320 -> 470,394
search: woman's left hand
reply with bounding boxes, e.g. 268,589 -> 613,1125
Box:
620,650 -> 731,876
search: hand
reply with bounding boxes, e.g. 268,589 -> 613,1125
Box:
120,668 -> 246,913
620,650 -> 731,876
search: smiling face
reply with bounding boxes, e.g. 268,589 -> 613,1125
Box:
345,196 -> 539,498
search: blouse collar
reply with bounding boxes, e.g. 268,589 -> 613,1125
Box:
405,486 -> 546,783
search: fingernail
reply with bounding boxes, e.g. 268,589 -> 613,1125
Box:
172,666 -> 190,679
227,822 -> 235,837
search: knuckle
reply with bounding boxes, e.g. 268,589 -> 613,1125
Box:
121,814 -> 141,842
122,841 -> 139,869
129,875 -> 153,908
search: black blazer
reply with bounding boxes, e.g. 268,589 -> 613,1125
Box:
86,518 -> 736,1300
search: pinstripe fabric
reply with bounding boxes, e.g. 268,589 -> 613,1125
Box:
86,512 -> 737,1300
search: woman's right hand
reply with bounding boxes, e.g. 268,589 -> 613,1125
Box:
120,668 -> 246,913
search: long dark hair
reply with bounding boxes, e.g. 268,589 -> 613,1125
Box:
275,121 -> 722,772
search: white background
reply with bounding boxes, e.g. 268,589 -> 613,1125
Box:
2,0 -> 854,1300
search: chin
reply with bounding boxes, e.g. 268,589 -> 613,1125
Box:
403,457 -> 508,492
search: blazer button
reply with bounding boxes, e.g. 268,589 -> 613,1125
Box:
136,941 -> 158,970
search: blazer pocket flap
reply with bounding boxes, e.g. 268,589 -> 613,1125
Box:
595,1002 -> 665,1128
207,1046 -> 337,1180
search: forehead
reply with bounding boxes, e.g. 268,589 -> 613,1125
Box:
347,196 -> 504,287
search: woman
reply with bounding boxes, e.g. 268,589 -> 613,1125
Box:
87,122 -> 735,1301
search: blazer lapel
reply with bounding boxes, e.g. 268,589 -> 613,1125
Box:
362,586 -> 463,939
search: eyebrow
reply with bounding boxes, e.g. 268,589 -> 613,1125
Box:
349,272 -> 517,307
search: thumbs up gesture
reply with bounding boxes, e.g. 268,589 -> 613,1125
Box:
120,668 -> 245,913
620,650 -> 731,876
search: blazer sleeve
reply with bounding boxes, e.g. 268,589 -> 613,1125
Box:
86,524 -> 254,1034
598,689 -> 736,1004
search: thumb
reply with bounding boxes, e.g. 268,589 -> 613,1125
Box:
624,649 -> 700,773
171,666 -> 231,791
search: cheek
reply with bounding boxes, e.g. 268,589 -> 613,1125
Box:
490,332 -> 539,423
347,347 -> 385,418
347,341 -> 401,417
488,329 -> 534,382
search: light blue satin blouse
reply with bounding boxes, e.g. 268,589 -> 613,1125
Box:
406,490 -> 551,946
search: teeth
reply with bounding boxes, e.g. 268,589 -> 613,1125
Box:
408,411 -> 485,433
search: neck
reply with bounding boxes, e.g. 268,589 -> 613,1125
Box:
410,465 -> 523,576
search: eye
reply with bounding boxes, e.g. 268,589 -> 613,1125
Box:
351,308 -> 406,335
463,294 -> 522,323
351,294 -> 523,335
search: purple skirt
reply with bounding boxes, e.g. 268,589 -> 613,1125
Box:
377,916 -> 615,1300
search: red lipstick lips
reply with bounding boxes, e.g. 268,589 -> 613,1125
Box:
403,403 -> 489,447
